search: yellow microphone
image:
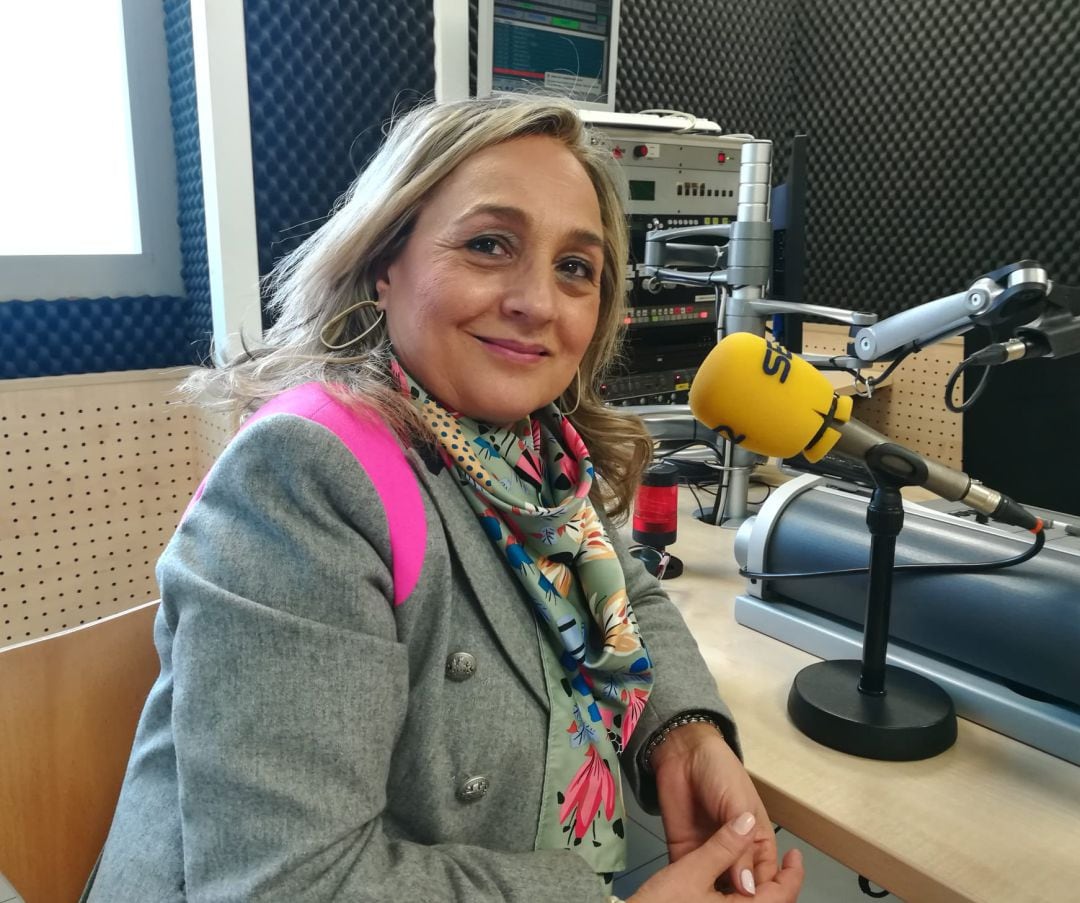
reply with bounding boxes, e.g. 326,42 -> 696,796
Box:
689,332 -> 1043,531
688,332 -> 852,463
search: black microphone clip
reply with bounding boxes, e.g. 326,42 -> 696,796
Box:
974,282 -> 1080,365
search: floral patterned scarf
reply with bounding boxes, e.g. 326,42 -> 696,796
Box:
392,360 -> 654,875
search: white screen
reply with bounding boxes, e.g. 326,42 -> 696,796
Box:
0,0 -> 141,256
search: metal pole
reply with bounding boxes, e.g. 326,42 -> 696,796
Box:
721,140 -> 773,523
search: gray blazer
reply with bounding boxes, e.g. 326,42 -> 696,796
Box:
85,412 -> 738,902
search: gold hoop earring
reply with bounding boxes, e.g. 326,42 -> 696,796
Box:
320,299 -> 385,351
563,369 -> 583,416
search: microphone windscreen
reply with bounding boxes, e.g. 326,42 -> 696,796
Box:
688,332 -> 853,462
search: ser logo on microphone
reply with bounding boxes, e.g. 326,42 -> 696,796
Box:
761,340 -> 793,384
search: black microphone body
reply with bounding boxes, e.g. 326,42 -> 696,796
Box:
831,418 -> 1041,531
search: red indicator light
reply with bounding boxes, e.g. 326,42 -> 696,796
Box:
717,152 -> 727,164
699,311 -> 709,318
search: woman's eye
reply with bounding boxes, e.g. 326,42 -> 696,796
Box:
466,235 -> 509,256
558,258 -> 596,281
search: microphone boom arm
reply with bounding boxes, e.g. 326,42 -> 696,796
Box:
643,222 -> 873,329
848,261 -> 1053,363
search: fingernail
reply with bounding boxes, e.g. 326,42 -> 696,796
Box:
733,811 -> 756,835
741,868 -> 756,895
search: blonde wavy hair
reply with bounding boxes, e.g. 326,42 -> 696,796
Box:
187,95 -> 652,520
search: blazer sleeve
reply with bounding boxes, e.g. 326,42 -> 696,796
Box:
159,415 -> 607,903
608,522 -> 743,813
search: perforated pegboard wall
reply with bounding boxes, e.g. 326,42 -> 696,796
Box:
189,402 -> 237,489
800,325 -> 964,469
790,0 -> 1080,512
0,370 -> 234,648
243,0 -> 435,292
1,371 -> 191,646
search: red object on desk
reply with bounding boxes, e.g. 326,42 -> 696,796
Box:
633,461 -> 679,548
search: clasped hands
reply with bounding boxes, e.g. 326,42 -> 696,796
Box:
628,724 -> 804,901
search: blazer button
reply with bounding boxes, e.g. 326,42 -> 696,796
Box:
445,651 -> 477,681
456,775 -> 489,803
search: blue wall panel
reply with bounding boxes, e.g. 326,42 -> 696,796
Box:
0,296 -> 192,379
165,0 -> 212,363
243,0 -> 435,301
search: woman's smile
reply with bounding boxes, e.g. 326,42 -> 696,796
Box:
474,334 -> 551,363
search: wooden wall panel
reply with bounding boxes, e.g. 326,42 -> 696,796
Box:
800,324 -> 964,469
0,369 -> 232,649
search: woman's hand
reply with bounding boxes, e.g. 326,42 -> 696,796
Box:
628,811 -> 803,902
650,723 -> 789,896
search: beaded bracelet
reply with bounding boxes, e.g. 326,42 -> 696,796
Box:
640,712 -> 724,774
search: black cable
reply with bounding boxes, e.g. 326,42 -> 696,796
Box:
865,347 -> 915,391
655,439 -> 742,505
826,355 -> 865,386
739,526 -> 1045,581
747,480 -> 773,505
712,437 -> 734,525
654,437 -> 727,463
685,481 -> 705,514
945,357 -> 993,413
825,343 -> 911,393
826,346 -> 915,396
857,876 -> 891,899
945,325 -> 1004,413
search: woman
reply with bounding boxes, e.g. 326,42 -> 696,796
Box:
84,96 -> 803,902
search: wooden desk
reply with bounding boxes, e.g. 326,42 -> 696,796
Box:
663,490 -> 1080,903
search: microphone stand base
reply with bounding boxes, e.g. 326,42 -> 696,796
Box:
788,660 -> 957,761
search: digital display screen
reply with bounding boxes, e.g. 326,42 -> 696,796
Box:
490,1 -> 613,105
629,180 -> 655,201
